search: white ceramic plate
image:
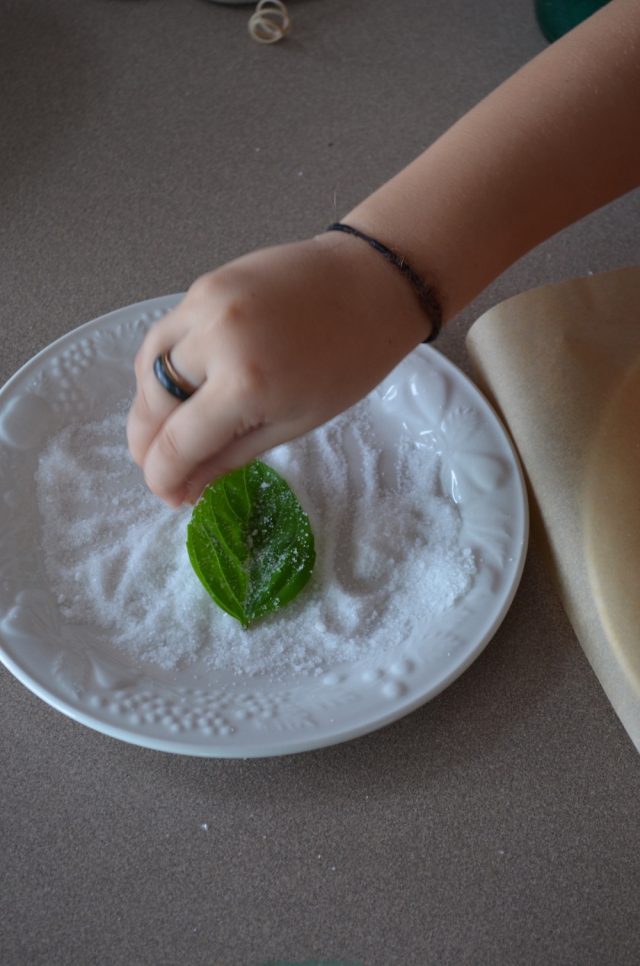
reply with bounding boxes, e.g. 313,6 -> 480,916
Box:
0,296 -> 528,756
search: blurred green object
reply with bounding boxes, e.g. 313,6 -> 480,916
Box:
535,0 -> 611,41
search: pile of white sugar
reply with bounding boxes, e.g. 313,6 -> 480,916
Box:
35,402 -> 476,676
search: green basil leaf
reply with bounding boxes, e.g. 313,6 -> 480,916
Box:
186,459 -> 316,627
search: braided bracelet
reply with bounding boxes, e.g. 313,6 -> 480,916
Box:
325,222 -> 442,343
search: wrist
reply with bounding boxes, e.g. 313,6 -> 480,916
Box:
324,222 -> 441,342
312,228 -> 437,351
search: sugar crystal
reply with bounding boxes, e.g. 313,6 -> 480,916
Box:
35,401 -> 476,676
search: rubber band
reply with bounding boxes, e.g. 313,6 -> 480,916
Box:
325,222 -> 442,343
248,0 -> 291,44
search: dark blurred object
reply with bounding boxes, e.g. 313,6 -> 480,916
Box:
535,0 -> 611,40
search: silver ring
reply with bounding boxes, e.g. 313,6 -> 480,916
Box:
153,351 -> 197,402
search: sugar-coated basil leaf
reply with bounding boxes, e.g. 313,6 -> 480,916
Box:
186,460 -> 316,627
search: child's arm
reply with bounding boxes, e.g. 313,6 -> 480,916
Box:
345,0 -> 640,321
127,0 -> 640,507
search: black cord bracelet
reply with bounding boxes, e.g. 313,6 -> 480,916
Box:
325,222 -> 442,343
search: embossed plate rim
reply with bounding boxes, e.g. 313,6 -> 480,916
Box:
0,295 -> 529,756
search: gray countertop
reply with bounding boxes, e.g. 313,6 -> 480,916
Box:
2,1 -> 640,964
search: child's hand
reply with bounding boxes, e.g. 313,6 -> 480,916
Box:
127,234 -> 428,506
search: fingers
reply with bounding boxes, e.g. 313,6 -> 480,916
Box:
133,306 -> 193,386
127,307 -> 205,472
184,420 -> 302,504
126,243 -> 361,508
127,370 -> 179,472
132,326 -> 303,507
140,375 -> 267,505
128,278 -> 261,505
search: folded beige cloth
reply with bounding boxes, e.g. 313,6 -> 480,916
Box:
467,266 -> 640,751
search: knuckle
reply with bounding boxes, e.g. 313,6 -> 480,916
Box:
134,318 -> 173,377
221,296 -> 250,329
231,359 -> 267,402
134,347 -> 149,382
189,273 -> 251,331
188,271 -> 220,304
155,422 -> 184,467
143,426 -> 185,498
134,381 -> 154,422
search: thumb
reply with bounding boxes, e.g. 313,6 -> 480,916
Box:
184,419 -> 305,503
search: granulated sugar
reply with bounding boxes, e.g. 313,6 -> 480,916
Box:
35,402 -> 476,676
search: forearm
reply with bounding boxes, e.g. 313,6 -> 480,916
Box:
130,0 -> 640,503
346,0 -> 640,321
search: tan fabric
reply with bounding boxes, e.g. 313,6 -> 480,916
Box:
467,266 -> 640,751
